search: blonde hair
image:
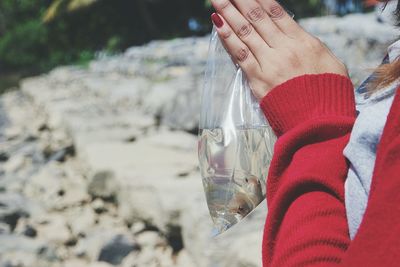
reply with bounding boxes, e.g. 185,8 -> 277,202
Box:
368,1 -> 400,93
368,57 -> 400,92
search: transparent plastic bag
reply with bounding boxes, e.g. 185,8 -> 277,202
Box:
198,26 -> 277,235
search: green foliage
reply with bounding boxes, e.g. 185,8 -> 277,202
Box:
281,0 -> 324,18
105,36 -> 123,54
76,50 -> 95,67
0,20 -> 47,70
0,0 -> 330,78
0,0 -> 97,73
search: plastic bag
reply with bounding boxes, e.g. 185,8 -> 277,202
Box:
198,26 -> 277,235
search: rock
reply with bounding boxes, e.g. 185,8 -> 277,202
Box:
118,185 -> 166,230
142,81 -> 180,116
106,78 -> 150,107
135,231 -> 165,248
175,250 -> 198,267
14,217 -> 30,235
144,129 -> 197,152
74,232 -> 110,260
139,75 -> 201,131
0,222 -> 10,234
66,205 -> 96,237
0,234 -> 48,256
130,221 -> 146,234
23,163 -> 65,211
224,232 -> 262,267
3,154 -> 26,173
95,213 -> 125,231
73,227 -> 126,261
91,198 -> 107,214
63,259 -> 89,267
90,262 -> 114,267
0,251 -> 39,267
161,76 -> 202,131
37,245 -> 59,262
3,126 -> 22,141
0,151 -> 9,162
87,170 -> 119,201
46,144 -> 75,162
165,224 -> 184,254
35,215 -> 73,245
121,246 -> 175,267
60,178 -> 90,208
23,225 -> 38,238
64,260 -> 115,267
0,193 -> 30,231
98,234 -> 140,265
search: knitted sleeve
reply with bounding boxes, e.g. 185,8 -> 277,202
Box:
259,73 -> 356,267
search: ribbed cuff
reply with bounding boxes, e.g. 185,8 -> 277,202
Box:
260,73 -> 356,137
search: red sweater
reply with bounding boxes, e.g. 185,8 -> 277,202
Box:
260,73 -> 400,267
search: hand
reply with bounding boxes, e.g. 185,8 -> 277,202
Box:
210,0 -> 349,99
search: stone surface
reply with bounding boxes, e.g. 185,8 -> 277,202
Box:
66,205 -> 96,237
34,215 -> 73,245
87,170 -> 119,201
0,193 -> 31,231
63,260 -> 115,267
97,234 -> 140,265
135,231 -> 164,248
73,229 -> 116,261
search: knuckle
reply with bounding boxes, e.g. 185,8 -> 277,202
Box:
269,3 -> 285,20
247,7 -> 266,23
306,37 -> 323,51
236,47 -> 250,62
237,23 -> 253,39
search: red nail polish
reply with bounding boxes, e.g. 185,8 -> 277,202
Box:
211,13 -> 223,28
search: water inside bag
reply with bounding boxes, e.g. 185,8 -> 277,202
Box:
198,127 -> 276,234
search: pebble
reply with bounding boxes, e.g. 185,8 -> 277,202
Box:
98,234 -> 140,265
87,171 -> 118,201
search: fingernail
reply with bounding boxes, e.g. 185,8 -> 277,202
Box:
211,13 -> 223,28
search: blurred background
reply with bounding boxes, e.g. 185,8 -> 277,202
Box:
0,0 -> 382,93
0,0 -> 398,267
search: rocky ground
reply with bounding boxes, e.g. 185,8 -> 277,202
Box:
0,13 -> 398,267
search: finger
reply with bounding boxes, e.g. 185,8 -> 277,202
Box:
230,0 -> 287,47
256,0 -> 306,38
210,0 -> 272,58
211,13 -> 262,76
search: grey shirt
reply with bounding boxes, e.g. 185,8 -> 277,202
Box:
344,39 -> 400,240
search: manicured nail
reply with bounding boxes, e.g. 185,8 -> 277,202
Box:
211,13 -> 223,28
